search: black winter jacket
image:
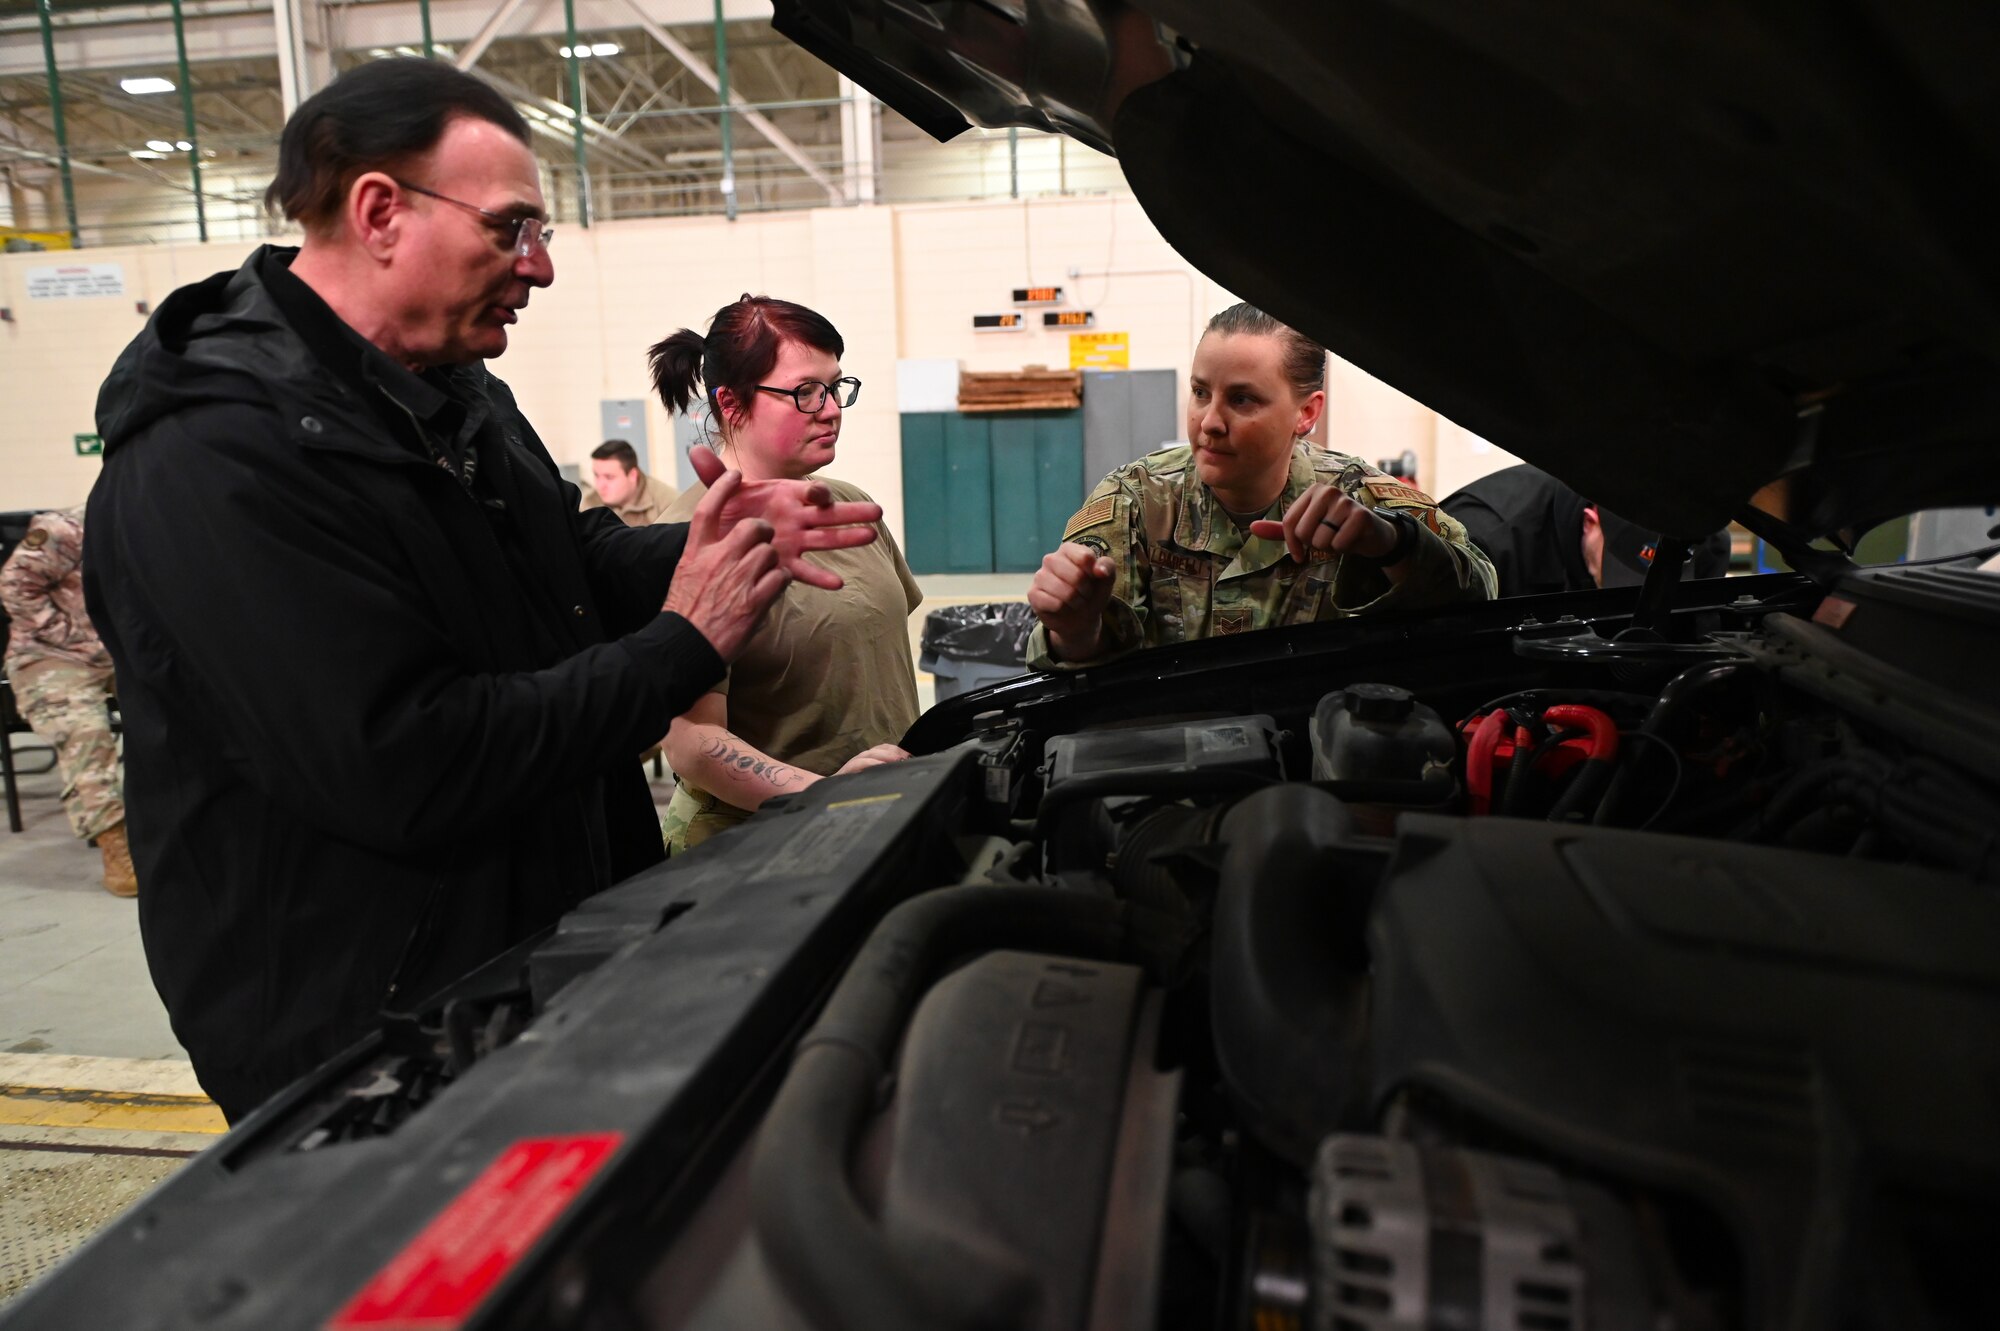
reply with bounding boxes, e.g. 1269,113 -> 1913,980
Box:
86,248 -> 722,1117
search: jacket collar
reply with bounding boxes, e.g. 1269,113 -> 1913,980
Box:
257,248 -> 486,467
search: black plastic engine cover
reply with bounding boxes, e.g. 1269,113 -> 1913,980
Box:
877,951 -> 1157,1331
1367,815 -> 2000,1329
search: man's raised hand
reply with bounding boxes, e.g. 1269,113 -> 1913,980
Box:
663,469 -> 792,661
687,445 -> 879,591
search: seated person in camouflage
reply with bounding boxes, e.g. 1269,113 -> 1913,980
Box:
1026,304 -> 1495,668
1,508 -> 136,896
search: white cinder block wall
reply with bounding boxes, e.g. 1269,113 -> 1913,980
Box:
0,196 -> 1513,532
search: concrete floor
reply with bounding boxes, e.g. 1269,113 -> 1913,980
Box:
0,571 -> 1033,1303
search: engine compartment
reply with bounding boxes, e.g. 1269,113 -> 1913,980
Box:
13,562 -> 2000,1331
693,562 -> 2000,1331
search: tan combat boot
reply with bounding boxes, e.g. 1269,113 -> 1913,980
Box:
97,821 -> 139,898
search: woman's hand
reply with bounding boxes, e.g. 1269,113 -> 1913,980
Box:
1028,542 -> 1117,661
1250,484 -> 1399,565
835,743 -> 911,775
688,445 -> 880,590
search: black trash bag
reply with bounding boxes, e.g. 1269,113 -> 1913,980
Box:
920,602 -> 1039,666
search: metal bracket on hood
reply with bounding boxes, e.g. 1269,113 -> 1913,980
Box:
1511,632 -> 1749,665
1734,504 -> 1857,591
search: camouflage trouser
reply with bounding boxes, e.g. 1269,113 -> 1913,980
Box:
12,659 -> 123,841
660,779 -> 751,856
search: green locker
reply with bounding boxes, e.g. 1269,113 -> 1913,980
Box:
990,413 -> 1085,572
942,414 -> 996,573
899,413 -> 949,573
901,409 -> 1085,574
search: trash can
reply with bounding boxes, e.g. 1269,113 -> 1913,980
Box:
919,602 -> 1039,701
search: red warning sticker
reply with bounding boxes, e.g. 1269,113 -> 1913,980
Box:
328,1133 -> 622,1329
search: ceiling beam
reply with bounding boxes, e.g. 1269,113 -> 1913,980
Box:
611,0 -> 836,202
452,0 -> 538,72
0,0 -> 773,78
478,65 -> 661,171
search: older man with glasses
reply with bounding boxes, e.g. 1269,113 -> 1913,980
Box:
84,58 -> 882,1122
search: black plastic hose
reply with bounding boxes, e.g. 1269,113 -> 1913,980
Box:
748,887 -> 1149,1331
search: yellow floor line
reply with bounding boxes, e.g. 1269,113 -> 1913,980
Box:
0,1085 -> 226,1135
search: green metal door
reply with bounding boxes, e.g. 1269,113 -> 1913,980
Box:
942,414 -> 996,572
902,409 -> 1082,573
899,412 -> 950,574
990,411 -> 1084,572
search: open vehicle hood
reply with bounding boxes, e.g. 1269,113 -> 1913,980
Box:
773,0 -> 2000,540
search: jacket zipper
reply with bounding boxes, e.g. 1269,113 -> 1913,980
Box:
382,875 -> 448,1010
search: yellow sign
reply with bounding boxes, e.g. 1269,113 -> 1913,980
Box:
0,227 -> 73,251
1069,330 -> 1129,369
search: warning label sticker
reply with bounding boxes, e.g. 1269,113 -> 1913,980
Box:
328,1133 -> 621,1328
748,794 -> 899,882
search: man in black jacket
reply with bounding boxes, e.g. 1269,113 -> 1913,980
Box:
1441,464 -> 1731,598
84,60 -> 880,1120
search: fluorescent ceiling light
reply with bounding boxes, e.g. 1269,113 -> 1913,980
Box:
121,77 -> 176,95
175,140 -> 192,151
129,149 -> 166,159
558,45 -> 588,57
590,42 -> 620,56
145,139 -> 175,152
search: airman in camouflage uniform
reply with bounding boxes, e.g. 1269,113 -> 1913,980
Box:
1026,443 -> 1495,668
2,507 -> 134,895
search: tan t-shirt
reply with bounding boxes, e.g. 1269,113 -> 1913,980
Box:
664,476 -> 923,775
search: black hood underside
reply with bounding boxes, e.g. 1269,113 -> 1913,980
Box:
774,0 -> 2000,540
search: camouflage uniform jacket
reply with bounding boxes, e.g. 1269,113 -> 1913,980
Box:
1026,444 -> 1495,668
2,507 -> 112,678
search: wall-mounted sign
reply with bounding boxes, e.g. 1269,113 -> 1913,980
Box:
1043,310 -> 1095,329
74,433 -> 103,456
1011,286 -> 1064,305
1069,331 -> 1130,369
973,312 -> 1027,331
26,263 -> 125,300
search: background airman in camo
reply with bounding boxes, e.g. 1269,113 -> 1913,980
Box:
1027,304 -> 1494,669
1,507 -> 135,896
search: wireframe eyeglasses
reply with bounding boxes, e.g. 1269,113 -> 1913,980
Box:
393,178 -> 554,258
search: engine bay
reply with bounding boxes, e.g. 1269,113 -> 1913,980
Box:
13,560 -> 2000,1331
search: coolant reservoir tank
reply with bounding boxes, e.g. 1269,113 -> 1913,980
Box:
1310,683 -> 1456,783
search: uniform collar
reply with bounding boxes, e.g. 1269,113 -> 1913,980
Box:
1175,443 -> 1318,578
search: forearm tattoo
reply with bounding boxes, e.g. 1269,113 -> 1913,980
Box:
698,735 -> 808,790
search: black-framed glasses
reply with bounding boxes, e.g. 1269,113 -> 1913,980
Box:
393,178 -> 554,258
755,377 -> 861,413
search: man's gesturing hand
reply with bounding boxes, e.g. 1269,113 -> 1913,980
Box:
687,445 -> 880,591
664,470 -> 792,661
1250,483 -> 1398,565
1028,542 -> 1116,661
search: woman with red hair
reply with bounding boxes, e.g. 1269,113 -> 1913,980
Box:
651,295 -> 921,853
